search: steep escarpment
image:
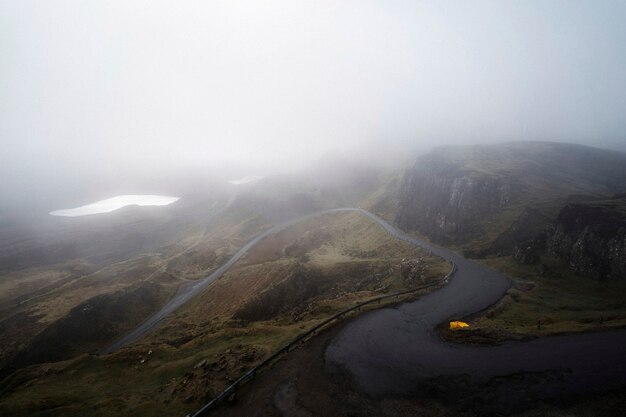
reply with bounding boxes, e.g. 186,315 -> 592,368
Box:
545,195 -> 626,279
396,142 -> 626,258
395,152 -> 515,243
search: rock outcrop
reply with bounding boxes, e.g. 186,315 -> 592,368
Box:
400,258 -> 426,286
513,239 -> 542,265
546,196 -> 626,279
395,148 -> 515,244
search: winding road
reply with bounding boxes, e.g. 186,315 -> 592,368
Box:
327,211 -> 626,404
103,208 -> 626,405
101,208 -> 367,354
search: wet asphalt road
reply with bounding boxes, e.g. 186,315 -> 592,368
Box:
327,211 -> 626,399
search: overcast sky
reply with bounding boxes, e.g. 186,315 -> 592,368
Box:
2,1 -> 626,203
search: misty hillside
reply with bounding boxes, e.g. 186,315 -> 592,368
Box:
2,1 -> 626,416
396,142 -> 626,257
1,144 -> 626,417
0,160 -> 399,377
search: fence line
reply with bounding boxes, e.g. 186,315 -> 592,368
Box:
188,260 -> 457,417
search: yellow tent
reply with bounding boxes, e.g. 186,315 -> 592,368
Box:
449,320 -> 469,330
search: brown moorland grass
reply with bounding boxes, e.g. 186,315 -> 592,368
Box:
0,211 -> 448,417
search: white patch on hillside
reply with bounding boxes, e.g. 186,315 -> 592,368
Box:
50,195 -> 179,217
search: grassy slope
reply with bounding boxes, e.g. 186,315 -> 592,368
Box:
478,256 -> 626,334
0,195 -> 277,374
0,211 -> 448,417
0,160 -> 406,408
442,254 -> 626,345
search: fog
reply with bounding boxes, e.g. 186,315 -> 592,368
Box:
2,1 -> 626,210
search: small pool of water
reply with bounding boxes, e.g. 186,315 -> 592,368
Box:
49,195 -> 179,217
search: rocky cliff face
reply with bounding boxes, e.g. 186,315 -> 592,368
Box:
395,142 -> 626,265
546,196 -> 626,279
397,171 -> 513,243
395,146 -> 519,244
